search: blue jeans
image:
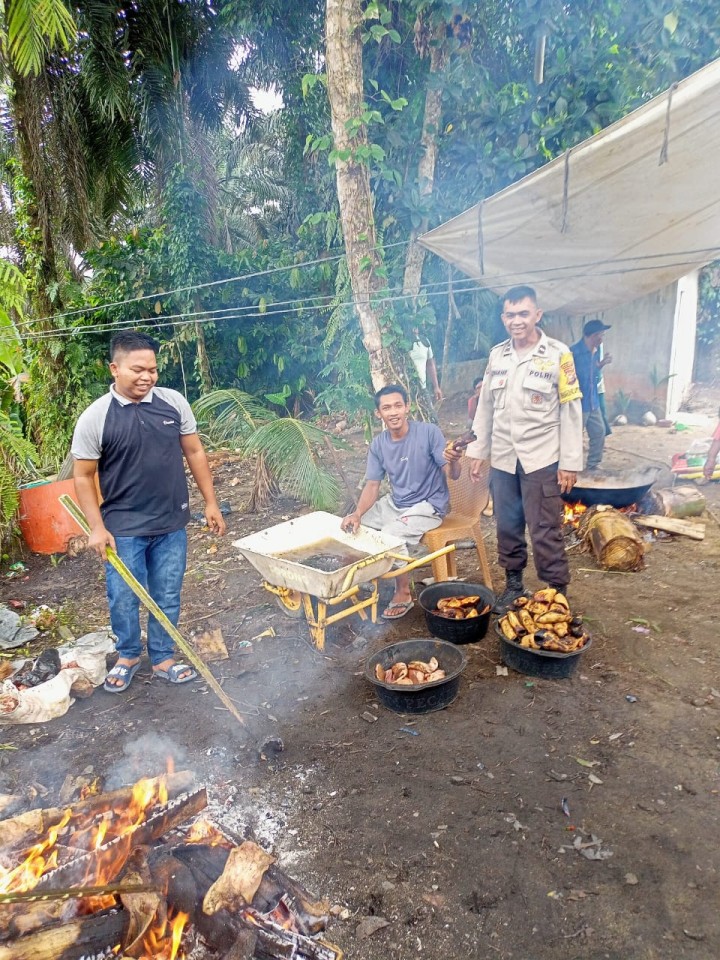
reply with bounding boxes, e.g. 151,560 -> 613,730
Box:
105,529 -> 187,666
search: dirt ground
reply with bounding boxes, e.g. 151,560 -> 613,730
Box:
2,399 -> 720,960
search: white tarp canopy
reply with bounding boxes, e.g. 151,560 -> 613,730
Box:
419,57 -> 720,316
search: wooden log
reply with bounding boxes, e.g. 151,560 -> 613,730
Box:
579,506 -> 645,571
638,485 -> 706,518
633,515 -> 705,540
0,910 -> 127,960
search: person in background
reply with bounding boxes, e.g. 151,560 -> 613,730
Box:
570,319 -> 612,471
341,384 -> 461,620
467,376 -> 484,429
702,415 -> 720,480
597,342 -> 612,436
72,331 -> 227,693
409,325 -> 443,405
467,285 -> 583,614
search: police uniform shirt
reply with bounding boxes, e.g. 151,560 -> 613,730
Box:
467,332 -> 584,474
71,385 -> 197,537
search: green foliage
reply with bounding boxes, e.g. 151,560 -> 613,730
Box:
4,0 -> 720,454
697,262 -> 720,347
4,0 -> 76,75
0,409 -> 36,549
194,388 -> 342,512
244,419 -> 342,512
193,388 -> 275,444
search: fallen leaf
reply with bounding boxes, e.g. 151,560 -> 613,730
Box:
356,917 -> 390,940
566,889 -> 591,901
574,757 -> 599,768
422,893 -> 445,908
588,774 -> 603,785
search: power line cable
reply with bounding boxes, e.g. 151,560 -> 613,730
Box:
10,239 -> 720,333
3,251 -> 715,346
12,237 -> 414,332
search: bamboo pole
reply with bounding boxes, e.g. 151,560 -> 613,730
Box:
59,495 -> 246,729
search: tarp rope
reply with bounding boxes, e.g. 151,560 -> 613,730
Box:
561,149 -> 571,233
477,200 -> 485,275
659,83 -> 679,165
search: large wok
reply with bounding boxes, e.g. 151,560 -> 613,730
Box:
562,468 -> 659,509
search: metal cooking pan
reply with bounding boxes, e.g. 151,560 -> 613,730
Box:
561,468 -> 659,508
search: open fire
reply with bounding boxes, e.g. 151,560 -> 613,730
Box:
0,769 -> 341,960
562,501 -> 588,527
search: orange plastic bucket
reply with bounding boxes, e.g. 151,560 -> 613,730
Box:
18,479 -> 85,554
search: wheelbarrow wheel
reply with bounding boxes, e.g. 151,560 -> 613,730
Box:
274,590 -> 305,619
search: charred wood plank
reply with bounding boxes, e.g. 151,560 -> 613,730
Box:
33,789 -> 207,892
0,772 -> 196,854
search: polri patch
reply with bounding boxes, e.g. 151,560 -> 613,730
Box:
558,352 -> 582,404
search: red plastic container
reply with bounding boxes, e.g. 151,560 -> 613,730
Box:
18,479 -> 84,554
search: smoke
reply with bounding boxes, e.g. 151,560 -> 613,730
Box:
104,731 -> 188,789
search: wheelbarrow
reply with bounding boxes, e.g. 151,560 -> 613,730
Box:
233,511 -> 454,650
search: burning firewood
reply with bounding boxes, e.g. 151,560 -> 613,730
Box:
1,772 -> 342,960
0,771 -> 195,853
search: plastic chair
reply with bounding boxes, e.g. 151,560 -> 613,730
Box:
422,457 -> 493,587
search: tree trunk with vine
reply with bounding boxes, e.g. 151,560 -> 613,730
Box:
10,68 -> 82,465
402,27 -> 448,302
325,0 -> 400,391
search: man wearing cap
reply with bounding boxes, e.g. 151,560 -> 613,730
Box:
467,285 -> 584,613
571,320 -> 613,472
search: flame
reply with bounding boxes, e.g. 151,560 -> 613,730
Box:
0,809 -> 70,893
563,502 -> 587,526
139,910 -> 189,960
0,772 -> 174,895
0,765 -> 197,960
268,900 -> 297,931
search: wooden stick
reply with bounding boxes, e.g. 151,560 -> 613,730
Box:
633,515 -> 705,540
59,496 -> 246,729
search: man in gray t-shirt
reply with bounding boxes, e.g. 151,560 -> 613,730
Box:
341,385 -> 461,620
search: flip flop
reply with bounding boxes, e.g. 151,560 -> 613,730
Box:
103,661 -> 140,694
153,662 -> 198,684
381,600 -> 415,621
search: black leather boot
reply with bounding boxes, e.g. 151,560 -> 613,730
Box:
492,570 -> 526,615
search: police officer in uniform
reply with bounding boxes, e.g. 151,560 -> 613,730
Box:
466,286 -> 583,613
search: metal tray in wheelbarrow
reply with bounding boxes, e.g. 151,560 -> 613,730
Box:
233,511 -> 406,601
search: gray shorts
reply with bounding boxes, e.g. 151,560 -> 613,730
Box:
362,496 -> 442,554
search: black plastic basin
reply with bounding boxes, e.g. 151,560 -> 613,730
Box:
418,582 -> 495,645
495,623 -> 592,679
365,638 -> 467,714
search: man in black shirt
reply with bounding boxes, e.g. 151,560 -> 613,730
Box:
72,331 -> 226,692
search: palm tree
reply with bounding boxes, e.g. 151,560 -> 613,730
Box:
194,389 -> 342,512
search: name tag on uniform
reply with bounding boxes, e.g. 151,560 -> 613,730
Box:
490,367 -> 508,391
